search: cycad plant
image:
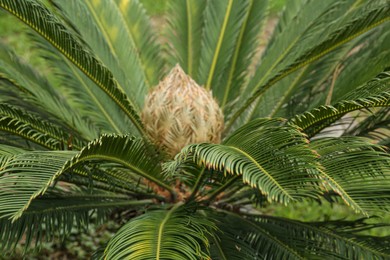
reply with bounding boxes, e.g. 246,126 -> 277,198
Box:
0,0 -> 390,258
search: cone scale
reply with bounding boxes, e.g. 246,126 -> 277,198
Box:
142,65 -> 224,157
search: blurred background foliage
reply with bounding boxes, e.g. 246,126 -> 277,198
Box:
0,0 -> 389,259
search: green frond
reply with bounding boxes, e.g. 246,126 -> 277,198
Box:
197,0 -> 250,99
0,104 -> 86,150
212,211 -> 304,259
345,108 -> 390,145
253,30 -> 365,119
0,0 -> 146,136
327,24 -> 390,104
231,213 -> 390,259
0,41 -> 98,139
175,118 -> 321,205
290,70 -> 390,136
312,137 -> 390,214
29,34 -> 136,135
0,134 -> 170,221
0,151 -> 76,220
165,0 -> 206,77
63,134 -> 171,194
220,0 -> 268,111
0,188 -> 151,254
228,0 -> 390,130
52,0 -> 163,103
103,204 -> 216,260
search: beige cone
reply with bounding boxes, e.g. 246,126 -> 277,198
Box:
141,64 -> 224,157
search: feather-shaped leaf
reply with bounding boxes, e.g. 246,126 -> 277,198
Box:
165,0 -> 206,78
0,0 -> 145,135
29,34 -> 136,135
0,189 -> 152,253
219,213 -> 390,259
0,41 -> 97,139
0,134 -> 170,221
228,1 -> 390,130
212,212 -> 304,259
0,151 -> 76,220
103,204 -> 216,260
175,118 -> 321,205
312,137 -> 390,214
290,70 -> 390,136
0,104 -> 86,150
197,0 -> 249,99
52,0 -> 163,103
220,0 -> 268,111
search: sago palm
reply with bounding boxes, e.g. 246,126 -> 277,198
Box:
0,0 -> 390,258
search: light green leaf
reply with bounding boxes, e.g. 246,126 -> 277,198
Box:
0,0 -> 146,135
176,118 -> 321,205
103,204 -> 216,260
165,0 -> 206,78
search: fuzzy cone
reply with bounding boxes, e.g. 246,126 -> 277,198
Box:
142,65 -> 224,157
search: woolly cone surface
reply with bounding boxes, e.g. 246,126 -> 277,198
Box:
142,65 -> 224,157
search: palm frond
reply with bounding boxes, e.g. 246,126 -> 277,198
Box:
0,188 -> 152,254
29,33 -> 136,135
0,0 -> 145,136
63,134 -> 171,194
103,204 -> 216,260
197,0 -> 250,98
217,213 -> 390,259
228,1 -> 390,130
290,70 -> 390,137
175,118 -> 321,205
0,134 -> 172,221
51,0 -> 163,103
0,104 -> 86,150
212,211 -> 304,259
312,137 -> 390,214
0,41 -> 98,139
220,0 -> 268,112
165,0 -> 207,78
345,108 -> 390,145
253,35 -> 358,119
0,151 -> 76,220
330,23 -> 390,103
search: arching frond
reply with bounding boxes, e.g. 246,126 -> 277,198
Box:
197,0 -> 250,98
215,212 -> 390,259
52,0 -> 163,103
0,104 -> 86,150
0,41 -> 97,139
212,211 -> 304,259
175,118 -> 321,205
0,151 -> 76,220
0,188 -> 152,254
0,0 -> 145,135
290,70 -> 390,136
220,0 -> 268,112
103,204 -> 216,260
345,108 -> 390,145
228,1 -> 390,130
0,135 -> 170,221
312,137 -> 390,214
29,34 -> 136,135
165,0 -> 206,78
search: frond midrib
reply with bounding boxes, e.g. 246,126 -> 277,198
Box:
0,0 -> 146,136
261,215 -> 390,258
227,7 -> 390,130
223,210 -> 304,259
156,203 -> 182,260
